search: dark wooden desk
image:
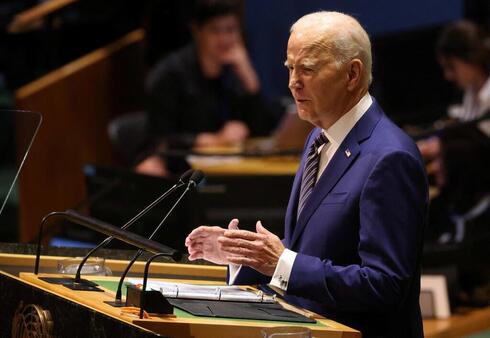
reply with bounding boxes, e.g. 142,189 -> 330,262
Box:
424,307 -> 490,338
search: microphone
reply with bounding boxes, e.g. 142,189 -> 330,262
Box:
63,210 -> 181,260
73,169 -> 194,283
109,170 -> 205,306
34,170 -> 193,284
33,210 -> 182,291
188,169 -> 205,188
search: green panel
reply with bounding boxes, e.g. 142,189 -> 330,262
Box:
94,280 -> 326,327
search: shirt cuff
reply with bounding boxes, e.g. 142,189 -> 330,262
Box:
228,264 -> 242,285
268,249 -> 297,293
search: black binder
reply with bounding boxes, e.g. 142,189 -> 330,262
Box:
168,298 -> 316,323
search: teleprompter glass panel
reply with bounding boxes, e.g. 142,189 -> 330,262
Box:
0,110 -> 42,239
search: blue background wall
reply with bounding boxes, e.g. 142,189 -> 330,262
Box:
244,0 -> 464,100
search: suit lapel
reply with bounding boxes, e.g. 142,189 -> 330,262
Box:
290,140 -> 360,247
289,101 -> 383,248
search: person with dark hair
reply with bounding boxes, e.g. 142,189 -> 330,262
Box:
418,20 -> 490,307
136,0 -> 276,176
419,20 -> 490,159
436,20 -> 490,121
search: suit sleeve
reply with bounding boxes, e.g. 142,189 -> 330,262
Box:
287,150 -> 428,311
230,266 -> 271,285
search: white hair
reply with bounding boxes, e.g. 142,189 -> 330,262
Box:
291,11 -> 373,85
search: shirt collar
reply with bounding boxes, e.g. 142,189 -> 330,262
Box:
323,92 -> 372,148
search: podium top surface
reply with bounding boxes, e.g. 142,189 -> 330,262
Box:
18,272 -> 360,338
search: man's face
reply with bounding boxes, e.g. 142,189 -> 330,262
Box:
439,56 -> 482,89
286,30 -> 348,127
194,15 -> 241,63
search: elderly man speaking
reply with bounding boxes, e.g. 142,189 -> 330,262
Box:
185,11 -> 428,338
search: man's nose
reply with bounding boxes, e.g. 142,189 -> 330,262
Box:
289,74 -> 302,89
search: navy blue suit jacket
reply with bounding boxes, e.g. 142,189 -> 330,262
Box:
234,100 -> 428,337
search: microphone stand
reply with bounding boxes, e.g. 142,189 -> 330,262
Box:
33,210 -> 180,291
109,176 -> 201,306
139,252 -> 173,319
74,180 -> 185,283
34,211 -> 67,275
73,169 -> 194,284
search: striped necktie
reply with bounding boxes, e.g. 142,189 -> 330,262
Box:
297,132 -> 329,218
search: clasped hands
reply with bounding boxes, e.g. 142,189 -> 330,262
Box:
194,120 -> 249,147
185,219 -> 285,276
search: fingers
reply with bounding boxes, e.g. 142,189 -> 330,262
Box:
187,242 -> 203,252
188,252 -> 204,261
185,227 -> 209,247
218,236 -> 262,251
187,226 -> 223,241
220,245 -> 255,257
223,229 -> 261,241
255,220 -> 272,235
186,241 -> 203,255
227,218 -> 240,230
186,226 -> 209,241
188,252 -> 203,261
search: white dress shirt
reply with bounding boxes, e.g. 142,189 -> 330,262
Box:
449,76 -> 490,122
447,75 -> 490,137
229,93 -> 373,291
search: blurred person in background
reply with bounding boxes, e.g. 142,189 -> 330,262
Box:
418,20 -> 490,160
425,125 -> 490,306
136,0 -> 277,177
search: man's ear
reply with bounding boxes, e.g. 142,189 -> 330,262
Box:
346,59 -> 363,91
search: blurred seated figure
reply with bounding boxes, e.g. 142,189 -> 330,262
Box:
418,20 -> 490,160
136,0 -> 277,177
424,124 -> 490,306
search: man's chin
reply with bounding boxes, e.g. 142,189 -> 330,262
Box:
297,109 -> 312,122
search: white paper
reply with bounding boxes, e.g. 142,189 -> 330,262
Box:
128,279 -> 276,303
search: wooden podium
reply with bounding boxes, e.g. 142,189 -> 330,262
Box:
16,273 -> 359,338
3,253 -> 489,337
1,253 -> 359,338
